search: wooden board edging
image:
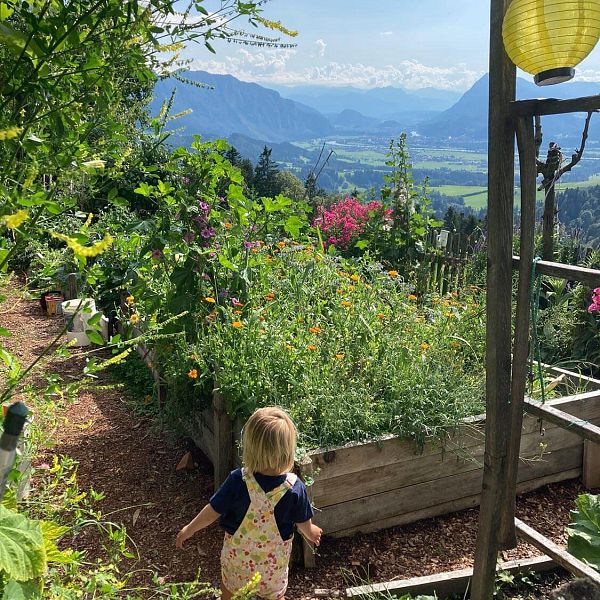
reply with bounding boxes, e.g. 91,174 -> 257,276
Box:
345,555 -> 556,598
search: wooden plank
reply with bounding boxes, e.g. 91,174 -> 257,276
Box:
213,386 -> 232,491
583,440 -> 600,489
330,467 -> 582,539
345,555 -> 556,598
317,444 -> 582,536
512,256 -> 600,288
510,95 -> 600,118
312,420 -> 584,508
515,518 -> 600,583
525,398 -> 600,444
298,456 -> 316,568
501,115 -> 537,550
472,0 -> 516,595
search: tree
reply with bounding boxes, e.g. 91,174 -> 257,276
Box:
254,146 -> 280,198
274,171 -> 305,201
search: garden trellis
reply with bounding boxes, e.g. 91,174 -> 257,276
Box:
471,1 -> 600,598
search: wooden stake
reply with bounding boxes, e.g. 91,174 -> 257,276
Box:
583,440 -> 600,489
213,385 -> 232,492
471,0 -> 516,596
500,116 -> 537,549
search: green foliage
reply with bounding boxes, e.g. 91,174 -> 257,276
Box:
567,494 -> 600,571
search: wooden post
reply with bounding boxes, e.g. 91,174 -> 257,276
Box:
583,440 -> 600,489
471,0 -> 516,597
542,185 -> 556,261
299,456 -> 316,568
213,385 -> 233,492
65,273 -> 78,300
499,116 -> 537,549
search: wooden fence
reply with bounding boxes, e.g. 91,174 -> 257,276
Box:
424,228 -> 482,294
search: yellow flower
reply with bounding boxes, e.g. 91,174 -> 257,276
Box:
126,295 -> 135,305
50,232 -> 113,257
234,310 -> 243,315
421,342 -> 430,352
408,294 -> 418,301
0,126 -> 23,141
341,300 -> 351,308
144,395 -> 153,405
224,222 -> 233,229
232,321 -> 243,328
307,344 -> 317,351
204,297 -> 216,303
309,326 -> 322,334
450,341 -> 461,349
188,369 -> 198,379
335,353 -> 345,360
286,344 -> 293,351
350,274 -> 360,282
347,285 -> 356,292
388,270 -> 399,277
266,255 -> 273,263
336,288 -> 345,295
2,210 -> 29,229
129,313 -> 140,324
445,311 -> 455,318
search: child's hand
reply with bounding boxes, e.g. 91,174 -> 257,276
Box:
308,524 -> 322,546
176,526 -> 192,549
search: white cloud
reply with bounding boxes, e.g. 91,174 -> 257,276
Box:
379,31 -> 393,36
315,39 -> 327,58
191,52 -> 485,91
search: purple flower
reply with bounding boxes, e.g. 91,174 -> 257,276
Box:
209,252 -> 217,258
199,201 -> 210,212
244,241 -> 255,249
201,227 -> 216,239
218,289 -> 230,298
183,231 -> 196,243
151,249 -> 162,259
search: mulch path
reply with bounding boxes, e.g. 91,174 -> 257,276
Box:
2,283 -> 596,599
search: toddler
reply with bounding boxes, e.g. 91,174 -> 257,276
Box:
176,407 -> 322,600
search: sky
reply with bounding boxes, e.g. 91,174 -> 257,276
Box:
184,0 -> 600,91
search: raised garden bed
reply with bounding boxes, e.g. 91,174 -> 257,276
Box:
186,366 -> 600,543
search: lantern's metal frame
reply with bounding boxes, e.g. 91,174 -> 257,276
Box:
471,1 -> 600,598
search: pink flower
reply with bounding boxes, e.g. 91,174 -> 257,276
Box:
151,249 -> 162,259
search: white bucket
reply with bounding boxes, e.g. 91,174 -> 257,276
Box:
62,298 -> 96,332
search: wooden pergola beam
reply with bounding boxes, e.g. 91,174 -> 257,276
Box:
524,397 -> 600,444
512,256 -> 600,287
515,518 -> 600,584
510,95 -> 600,117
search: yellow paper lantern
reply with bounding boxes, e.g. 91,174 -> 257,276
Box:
503,0 -> 600,86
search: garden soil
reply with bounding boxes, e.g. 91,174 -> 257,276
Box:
3,286 -> 598,599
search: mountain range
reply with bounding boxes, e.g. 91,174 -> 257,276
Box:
153,70 -> 600,148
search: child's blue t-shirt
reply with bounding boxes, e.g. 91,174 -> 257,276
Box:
210,468 -> 314,541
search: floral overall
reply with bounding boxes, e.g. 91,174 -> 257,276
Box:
220,469 -> 297,600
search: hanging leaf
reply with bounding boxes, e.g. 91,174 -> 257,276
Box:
0,506 -> 46,581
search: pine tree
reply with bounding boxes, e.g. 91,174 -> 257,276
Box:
254,146 -> 280,198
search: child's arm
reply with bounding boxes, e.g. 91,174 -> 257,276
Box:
176,503 -> 220,548
296,519 -> 322,546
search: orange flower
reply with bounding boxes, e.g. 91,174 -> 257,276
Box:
388,270 -> 399,278
408,294 -> 417,301
234,310 -> 242,315
450,341 -> 461,349
188,368 -> 198,379
338,271 -> 349,278
252,248 -> 259,254
336,288 -> 344,295
341,300 -> 352,308
266,255 -> 273,263
350,274 -> 360,282
309,326 -> 322,334
265,292 -> 275,301
347,285 -> 356,292
377,313 -> 386,319
307,344 -> 317,351
277,241 -> 286,249
420,342 -> 430,352
232,321 -> 243,328
335,353 -> 345,360
258,315 -> 266,322
126,295 -> 135,305
206,310 -> 217,322
204,297 -> 216,303
224,222 -> 233,229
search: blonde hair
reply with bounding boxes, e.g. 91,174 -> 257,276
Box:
242,407 -> 297,474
